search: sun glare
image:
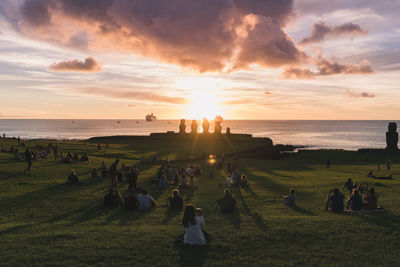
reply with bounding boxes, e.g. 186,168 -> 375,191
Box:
176,77 -> 225,120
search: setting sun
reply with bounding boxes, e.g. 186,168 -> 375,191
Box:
185,89 -> 223,120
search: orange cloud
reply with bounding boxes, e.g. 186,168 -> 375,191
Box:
49,57 -> 102,73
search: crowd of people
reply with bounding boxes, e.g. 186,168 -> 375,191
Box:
325,179 -> 383,213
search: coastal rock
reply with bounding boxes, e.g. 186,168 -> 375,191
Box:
386,122 -> 398,151
179,119 -> 186,134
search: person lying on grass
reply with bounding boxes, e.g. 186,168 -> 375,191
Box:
104,187 -> 123,209
124,189 -> 139,211
283,189 -> 296,206
215,189 -> 236,213
169,189 -> 184,210
138,189 -> 156,211
180,204 -> 207,246
326,188 -> 344,213
66,170 -> 81,185
346,189 -> 363,211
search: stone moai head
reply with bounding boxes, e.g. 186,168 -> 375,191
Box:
388,122 -> 397,133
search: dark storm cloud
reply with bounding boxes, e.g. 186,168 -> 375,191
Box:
300,22 -> 367,45
2,0 -> 305,72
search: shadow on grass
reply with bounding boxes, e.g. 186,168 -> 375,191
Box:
0,224 -> 32,237
289,205 -> 315,216
354,210 -> 400,229
240,198 -> 268,230
161,208 -> 182,224
178,244 -> 208,267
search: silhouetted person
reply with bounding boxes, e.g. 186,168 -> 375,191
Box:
346,189 -> 363,211
202,118 -> 209,134
109,159 -> 120,188
91,168 -> 98,178
138,189 -> 155,211
127,167 -> 138,190
326,188 -> 344,212
343,178 -> 355,192
169,189 -> 184,210
24,148 -> 32,174
124,189 -> 139,210
326,158 -> 331,168
226,127 -> 231,135
181,204 -> 206,245
216,189 -> 236,213
66,170 -> 80,184
283,188 -> 296,206
363,187 -> 378,210
104,188 -> 122,209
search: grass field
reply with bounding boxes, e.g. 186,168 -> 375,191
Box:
1,137 -> 400,266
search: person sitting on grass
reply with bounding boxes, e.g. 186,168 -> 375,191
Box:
343,178 -> 355,192
346,189 -> 363,211
159,174 -> 167,189
283,188 -> 296,206
363,187 -> 378,211
216,189 -> 236,213
124,189 -> 139,211
80,153 -> 89,162
181,204 -> 206,246
91,168 -> 98,178
104,188 -> 123,209
66,170 -> 80,185
138,189 -> 156,211
109,159 -> 120,188
241,174 -> 248,187
169,189 -> 184,210
326,188 -> 344,213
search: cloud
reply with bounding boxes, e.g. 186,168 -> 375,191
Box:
73,87 -> 188,104
282,57 -> 373,79
282,67 -> 315,79
317,57 -> 373,75
300,22 -> 367,45
346,90 -> 375,98
49,57 -> 102,73
0,0 -> 309,72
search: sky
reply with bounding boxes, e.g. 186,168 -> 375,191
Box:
0,0 -> 399,120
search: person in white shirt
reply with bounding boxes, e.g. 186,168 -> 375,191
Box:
138,189 -> 156,211
181,204 -> 206,246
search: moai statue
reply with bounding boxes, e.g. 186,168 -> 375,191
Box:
214,121 -> 222,134
386,122 -> 398,151
226,127 -> 231,135
191,120 -> 198,134
202,118 -> 209,134
179,119 -> 186,134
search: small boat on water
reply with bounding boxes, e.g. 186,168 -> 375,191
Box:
146,113 -> 157,122
117,121 -> 121,124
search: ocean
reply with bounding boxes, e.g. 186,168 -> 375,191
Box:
0,120 -> 398,151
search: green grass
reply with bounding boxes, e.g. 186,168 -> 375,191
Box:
1,138 -> 400,266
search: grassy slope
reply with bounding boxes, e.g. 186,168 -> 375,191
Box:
0,138 -> 400,266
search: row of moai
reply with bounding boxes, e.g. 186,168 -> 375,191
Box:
179,119 -> 230,134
